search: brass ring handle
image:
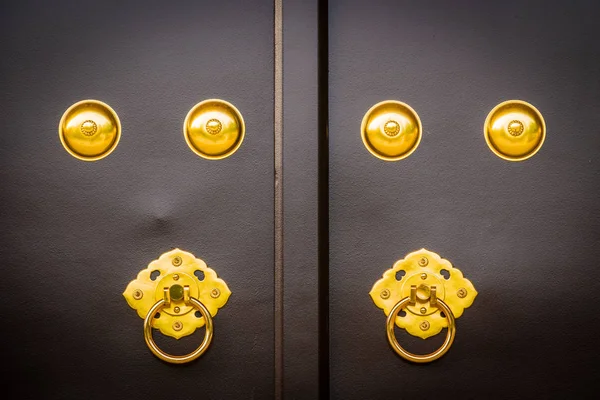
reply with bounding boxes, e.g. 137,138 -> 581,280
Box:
386,297 -> 456,363
143,297 -> 214,364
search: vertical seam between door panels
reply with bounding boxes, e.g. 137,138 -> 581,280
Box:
318,0 -> 330,398
274,0 -> 284,398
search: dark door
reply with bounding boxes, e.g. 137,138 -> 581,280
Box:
5,1 -> 599,399
328,0 -> 600,398
1,1 -> 281,398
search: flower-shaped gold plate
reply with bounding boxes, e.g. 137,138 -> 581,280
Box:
361,100 -> 422,161
370,249 -> 477,339
484,100 -> 546,161
123,249 -> 231,339
183,99 -> 245,160
58,100 -> 121,161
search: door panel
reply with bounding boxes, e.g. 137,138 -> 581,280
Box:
1,1 -> 274,398
329,0 -> 600,398
283,0 -> 320,398
4,1 -> 599,398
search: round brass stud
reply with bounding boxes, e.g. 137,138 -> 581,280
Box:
380,289 -> 391,299
361,100 -> 422,161
484,100 -> 546,161
457,288 -> 467,298
210,288 -> 221,299
183,99 -> 245,160
133,289 -> 144,300
172,256 -> 182,267
420,321 -> 430,331
58,100 -> 121,161
169,284 -> 184,302
172,321 -> 183,331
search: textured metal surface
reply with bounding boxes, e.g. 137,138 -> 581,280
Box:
0,0 -> 274,398
317,0 -> 331,397
283,0 -> 320,398
274,0 -> 284,397
329,0 -> 600,398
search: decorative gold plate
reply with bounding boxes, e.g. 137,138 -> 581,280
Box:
123,249 -> 231,340
183,99 -> 245,159
59,100 -> 121,161
484,100 -> 546,161
361,100 -> 422,161
370,249 -> 477,363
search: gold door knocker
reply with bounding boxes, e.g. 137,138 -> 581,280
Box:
370,249 -> 477,363
123,249 -> 231,364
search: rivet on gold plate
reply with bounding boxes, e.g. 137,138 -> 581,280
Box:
370,249 -> 477,363
123,249 -> 231,363
484,100 -> 546,161
183,99 -> 245,160
58,100 -> 121,161
361,100 -> 422,161
172,321 -> 183,331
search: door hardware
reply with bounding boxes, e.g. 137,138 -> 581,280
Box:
58,100 -> 121,161
361,100 -> 422,161
484,100 -> 545,161
124,249 -> 231,364
183,99 -> 245,159
370,249 -> 477,363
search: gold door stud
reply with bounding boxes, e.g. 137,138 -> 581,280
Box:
361,100 -> 422,161
183,99 -> 245,160
484,100 -> 546,161
58,100 -> 121,161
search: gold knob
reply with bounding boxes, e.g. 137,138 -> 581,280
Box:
361,100 -> 422,161
183,99 -> 245,160
484,100 -> 546,161
58,100 -> 121,161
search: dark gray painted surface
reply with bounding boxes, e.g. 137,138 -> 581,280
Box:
0,1 -> 274,399
329,0 -> 600,398
283,1 -> 320,398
